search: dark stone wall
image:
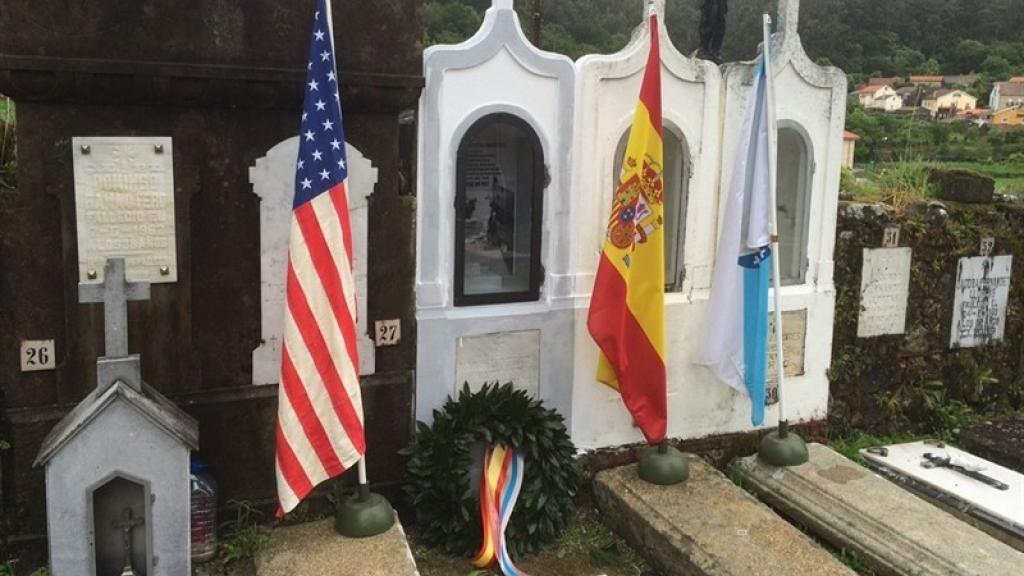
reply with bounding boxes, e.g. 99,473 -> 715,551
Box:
0,0 -> 422,547
829,201 -> 1024,436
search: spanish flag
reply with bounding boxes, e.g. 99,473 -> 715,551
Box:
587,8 -> 666,445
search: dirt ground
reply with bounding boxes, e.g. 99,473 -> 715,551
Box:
410,506 -> 659,576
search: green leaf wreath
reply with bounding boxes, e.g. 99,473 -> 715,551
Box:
401,382 -> 580,557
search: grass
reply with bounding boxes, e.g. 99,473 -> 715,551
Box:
847,160 -> 1024,205
219,500 -> 269,567
827,430 -> 926,463
411,505 -> 652,576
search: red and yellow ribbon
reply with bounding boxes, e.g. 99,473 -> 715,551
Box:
473,444 -> 528,576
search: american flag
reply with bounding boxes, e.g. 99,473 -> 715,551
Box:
275,0 -> 365,515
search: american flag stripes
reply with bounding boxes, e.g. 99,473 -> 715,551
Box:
275,0 -> 365,515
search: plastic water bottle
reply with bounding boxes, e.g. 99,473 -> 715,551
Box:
190,457 -> 218,563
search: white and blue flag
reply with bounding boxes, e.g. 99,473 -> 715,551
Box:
697,50 -> 774,426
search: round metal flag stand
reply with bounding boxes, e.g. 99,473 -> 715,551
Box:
335,458 -> 395,538
639,441 -> 689,485
756,13 -> 808,468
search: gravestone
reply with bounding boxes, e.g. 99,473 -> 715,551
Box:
861,440 -> 1024,549
455,330 -> 541,397
766,310 -> 807,404
950,255 -> 1012,348
72,137 -> 177,284
250,137 -> 376,384
36,258 -> 198,576
857,247 -> 912,338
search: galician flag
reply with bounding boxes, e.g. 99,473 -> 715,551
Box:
587,8 -> 667,445
697,48 -> 774,427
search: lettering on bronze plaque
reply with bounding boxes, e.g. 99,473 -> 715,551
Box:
73,137 -> 177,283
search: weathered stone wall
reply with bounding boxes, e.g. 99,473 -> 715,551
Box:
830,200 -> 1024,436
0,0 -> 423,551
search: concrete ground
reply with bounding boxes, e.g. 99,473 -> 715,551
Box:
254,516 -> 419,576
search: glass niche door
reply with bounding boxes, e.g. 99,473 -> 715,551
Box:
454,114 -> 544,306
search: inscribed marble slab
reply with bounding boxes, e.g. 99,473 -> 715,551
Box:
766,310 -> 807,404
857,247 -> 912,338
950,255 -> 1012,348
456,330 -> 540,398
72,136 -> 177,283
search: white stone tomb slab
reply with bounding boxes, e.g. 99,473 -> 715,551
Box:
861,440 -> 1024,542
72,136 -> 177,283
456,330 -> 540,398
857,247 -> 912,338
950,255 -> 1012,348
249,137 -> 376,384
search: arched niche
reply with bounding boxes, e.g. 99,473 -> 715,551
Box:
249,137 -> 376,385
454,112 -> 545,306
612,121 -> 691,292
572,3 -> 722,298
776,121 -> 814,285
89,472 -> 152,576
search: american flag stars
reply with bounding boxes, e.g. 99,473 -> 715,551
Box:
292,2 -> 349,209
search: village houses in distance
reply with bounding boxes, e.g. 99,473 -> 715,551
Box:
855,74 -> 1024,128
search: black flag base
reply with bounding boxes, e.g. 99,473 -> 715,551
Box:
758,420 -> 809,467
335,483 -> 395,538
638,442 -> 690,485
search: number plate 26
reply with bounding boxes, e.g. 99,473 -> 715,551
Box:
21,339 -> 56,372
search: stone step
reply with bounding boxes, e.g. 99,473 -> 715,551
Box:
594,456 -> 856,576
255,516 -> 420,576
734,443 -> 1024,576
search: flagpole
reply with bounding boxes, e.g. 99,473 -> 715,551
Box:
757,13 -> 809,467
320,0 -> 393,536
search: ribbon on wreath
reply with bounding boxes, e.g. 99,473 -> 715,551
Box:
472,444 -> 529,576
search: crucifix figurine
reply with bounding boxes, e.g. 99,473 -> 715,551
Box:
112,507 -> 145,576
79,258 -> 150,392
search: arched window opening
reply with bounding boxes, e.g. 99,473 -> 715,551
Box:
776,126 -> 812,285
454,113 -> 544,306
614,125 -> 689,292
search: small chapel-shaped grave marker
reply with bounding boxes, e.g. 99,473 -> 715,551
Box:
36,257 -> 198,576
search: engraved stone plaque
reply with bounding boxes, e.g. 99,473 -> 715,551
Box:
456,330 -> 540,398
857,248 -> 912,338
765,310 -> 807,404
950,255 -> 1012,349
73,137 -> 177,283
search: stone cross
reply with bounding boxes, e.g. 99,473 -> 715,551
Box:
112,507 -> 145,576
778,0 -> 800,38
79,258 -> 150,391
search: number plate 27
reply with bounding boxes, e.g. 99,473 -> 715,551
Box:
374,320 -> 401,347
21,339 -> 56,372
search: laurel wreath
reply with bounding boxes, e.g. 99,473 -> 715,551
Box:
401,382 -> 580,557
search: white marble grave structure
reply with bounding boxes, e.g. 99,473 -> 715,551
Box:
35,258 -> 198,576
416,0 -> 847,449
